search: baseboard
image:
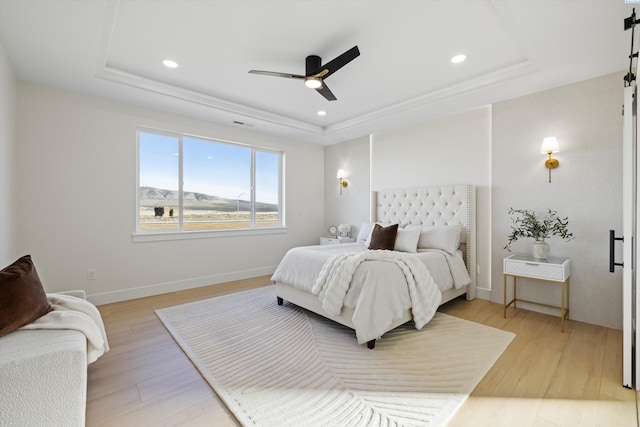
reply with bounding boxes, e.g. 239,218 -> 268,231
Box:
475,286 -> 491,300
87,266 -> 277,305
89,269 -> 495,307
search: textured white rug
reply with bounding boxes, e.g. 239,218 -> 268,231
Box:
156,286 -> 514,427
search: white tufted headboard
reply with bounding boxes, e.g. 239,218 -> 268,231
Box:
371,184 -> 476,299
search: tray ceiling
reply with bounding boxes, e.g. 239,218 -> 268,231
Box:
0,1 -> 633,144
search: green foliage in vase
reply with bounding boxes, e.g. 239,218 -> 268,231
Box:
504,208 -> 574,251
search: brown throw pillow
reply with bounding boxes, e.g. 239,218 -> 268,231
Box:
368,223 -> 399,250
0,255 -> 52,337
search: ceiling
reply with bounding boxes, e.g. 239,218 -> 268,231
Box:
0,0 -> 635,144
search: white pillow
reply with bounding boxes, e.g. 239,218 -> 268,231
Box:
394,228 -> 421,253
356,222 -> 374,243
414,224 -> 463,255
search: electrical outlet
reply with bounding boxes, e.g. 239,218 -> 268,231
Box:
87,269 -> 97,280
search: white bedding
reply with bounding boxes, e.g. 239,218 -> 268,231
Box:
271,243 -> 471,343
271,243 -> 470,293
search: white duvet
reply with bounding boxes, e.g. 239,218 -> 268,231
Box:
271,243 -> 471,343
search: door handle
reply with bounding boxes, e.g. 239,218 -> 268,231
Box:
610,229 -> 624,272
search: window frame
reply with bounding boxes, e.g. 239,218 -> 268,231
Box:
133,127 -> 286,242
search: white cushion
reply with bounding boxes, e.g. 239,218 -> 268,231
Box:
0,329 -> 87,426
394,228 -> 421,253
410,224 -> 463,254
356,222 -> 374,243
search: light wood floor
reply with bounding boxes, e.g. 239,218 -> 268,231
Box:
87,276 -> 638,426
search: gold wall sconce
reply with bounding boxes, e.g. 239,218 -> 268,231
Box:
337,169 -> 348,195
541,137 -> 560,183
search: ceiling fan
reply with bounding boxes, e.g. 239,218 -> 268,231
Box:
248,46 -> 360,101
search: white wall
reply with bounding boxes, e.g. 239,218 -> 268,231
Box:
492,71 -> 623,329
328,73 -> 624,331
371,107 -> 492,292
324,136 -> 370,239
0,41 -> 17,265
15,83 -> 325,304
10,63 -> 626,329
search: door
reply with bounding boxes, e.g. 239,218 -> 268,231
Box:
622,84 -> 635,389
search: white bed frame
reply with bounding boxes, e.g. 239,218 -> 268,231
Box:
275,184 -> 476,347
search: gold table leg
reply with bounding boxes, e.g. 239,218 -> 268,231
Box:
504,270 -> 570,332
560,278 -> 571,332
561,280 -> 565,332
503,274 -> 507,318
504,275 -> 518,318
567,277 -> 570,321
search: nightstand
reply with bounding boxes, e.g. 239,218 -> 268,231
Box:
320,237 -> 356,245
503,254 -> 571,332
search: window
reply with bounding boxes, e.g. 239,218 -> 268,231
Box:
137,129 -> 283,234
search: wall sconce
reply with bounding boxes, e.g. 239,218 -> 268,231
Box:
337,169 -> 348,195
541,137 -> 560,183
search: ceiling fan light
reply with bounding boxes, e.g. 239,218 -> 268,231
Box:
305,78 -> 322,89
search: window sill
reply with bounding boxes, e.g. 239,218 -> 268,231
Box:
132,227 -> 287,243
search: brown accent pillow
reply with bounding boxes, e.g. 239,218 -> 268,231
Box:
368,223 -> 399,250
0,255 -> 52,337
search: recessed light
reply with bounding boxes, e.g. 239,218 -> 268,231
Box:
317,110 -> 327,116
163,59 -> 178,68
451,54 -> 466,64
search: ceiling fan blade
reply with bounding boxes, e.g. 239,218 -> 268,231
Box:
316,83 -> 337,101
248,70 -> 306,80
309,69 -> 329,79
309,46 -> 360,79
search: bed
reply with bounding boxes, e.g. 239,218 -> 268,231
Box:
272,184 -> 476,348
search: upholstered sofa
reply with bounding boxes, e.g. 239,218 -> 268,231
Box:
0,255 -> 108,426
0,290 -> 89,426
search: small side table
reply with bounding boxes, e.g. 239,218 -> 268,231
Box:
503,254 -> 571,332
320,237 -> 356,245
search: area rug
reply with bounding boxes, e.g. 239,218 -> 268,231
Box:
156,286 -> 515,427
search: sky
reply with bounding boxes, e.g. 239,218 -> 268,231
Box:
139,132 -> 280,204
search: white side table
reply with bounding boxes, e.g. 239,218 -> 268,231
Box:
503,254 -> 571,332
320,237 -> 356,245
